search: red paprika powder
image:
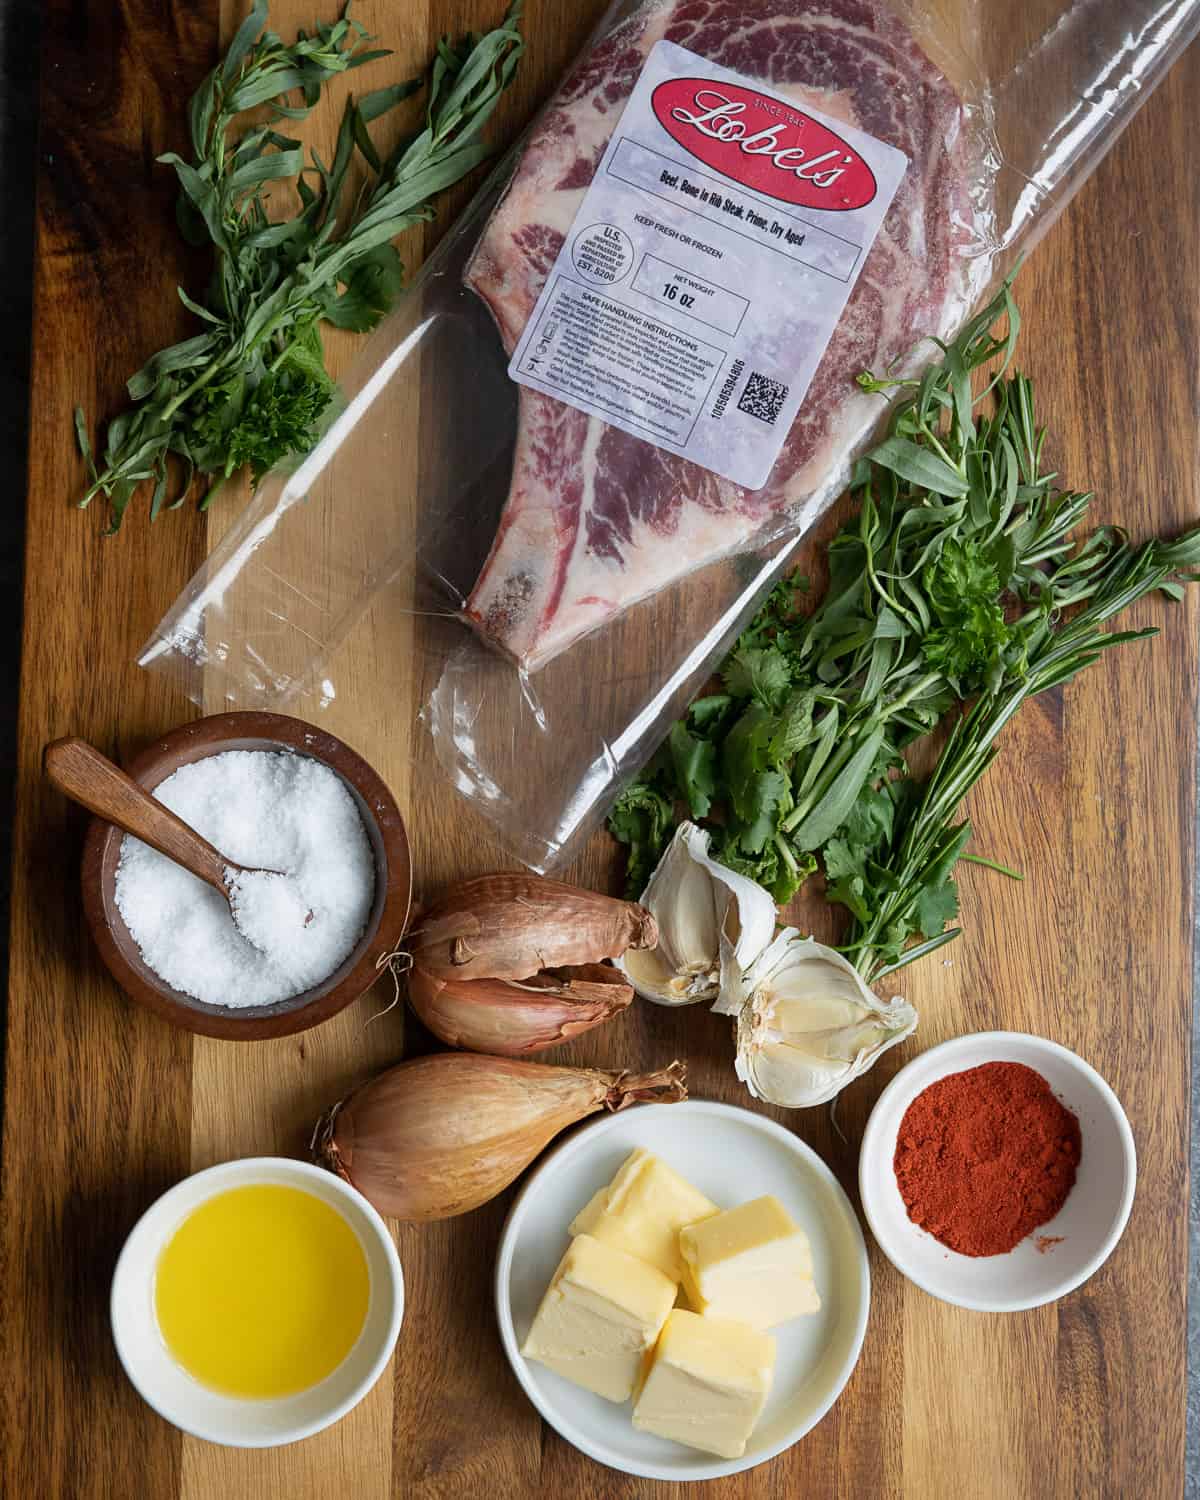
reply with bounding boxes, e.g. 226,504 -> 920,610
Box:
893,1060 -> 1081,1256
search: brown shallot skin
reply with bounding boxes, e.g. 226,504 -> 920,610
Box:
407,874 -> 658,982
407,960 -> 633,1056
312,1053 -> 686,1222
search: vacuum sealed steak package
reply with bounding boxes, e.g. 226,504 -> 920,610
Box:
143,0 -> 1200,870
461,1 -> 971,669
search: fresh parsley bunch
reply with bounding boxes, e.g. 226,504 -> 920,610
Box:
610,279 -> 1200,980
76,0 -> 523,531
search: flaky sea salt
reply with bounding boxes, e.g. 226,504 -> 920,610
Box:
114,750 -> 375,1008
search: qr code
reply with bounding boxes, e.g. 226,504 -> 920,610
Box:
737,371 -> 789,426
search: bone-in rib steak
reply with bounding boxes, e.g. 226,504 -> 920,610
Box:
464,0 -> 971,670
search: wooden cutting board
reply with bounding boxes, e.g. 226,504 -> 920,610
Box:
2,2 -> 1196,1497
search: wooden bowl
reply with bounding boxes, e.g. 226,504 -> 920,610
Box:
80,711 -> 412,1040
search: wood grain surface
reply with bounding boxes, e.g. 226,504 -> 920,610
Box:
1,2 -> 1196,1498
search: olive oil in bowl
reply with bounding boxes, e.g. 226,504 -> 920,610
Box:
154,1183 -> 370,1399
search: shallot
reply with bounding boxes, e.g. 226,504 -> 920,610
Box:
407,962 -> 633,1057
313,1053 -> 686,1221
404,873 -> 656,1055
407,874 -> 657,981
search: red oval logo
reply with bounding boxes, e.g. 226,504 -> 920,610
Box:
651,78 -> 876,213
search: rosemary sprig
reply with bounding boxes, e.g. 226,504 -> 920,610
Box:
75,0 -> 523,531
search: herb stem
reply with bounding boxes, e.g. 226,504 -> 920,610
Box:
157,356 -> 228,424
960,853 -> 1024,879
774,833 -> 799,875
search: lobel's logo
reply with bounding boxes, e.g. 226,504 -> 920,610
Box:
651,78 -> 877,212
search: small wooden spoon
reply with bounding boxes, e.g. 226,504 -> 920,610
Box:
43,736 -> 303,946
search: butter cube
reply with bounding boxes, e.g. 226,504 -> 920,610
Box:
569,1148 -> 719,1281
520,1234 -> 676,1403
632,1309 -> 775,1458
679,1194 -> 820,1329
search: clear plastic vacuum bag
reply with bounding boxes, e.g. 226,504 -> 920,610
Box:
142,0 -> 1200,871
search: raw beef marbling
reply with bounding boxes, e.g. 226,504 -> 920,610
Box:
465,0 -> 973,669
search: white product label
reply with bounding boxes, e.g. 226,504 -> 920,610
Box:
507,40 -> 908,490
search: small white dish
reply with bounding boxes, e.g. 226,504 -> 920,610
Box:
111,1156 -> 403,1447
859,1031 -> 1136,1312
495,1099 -> 870,1481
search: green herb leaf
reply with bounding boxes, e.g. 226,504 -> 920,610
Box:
722,703 -> 776,821
688,694 -> 732,733
316,243 -> 405,331
73,407 -> 97,485
915,879 -> 959,938
841,778 -> 896,852
608,781 -> 673,898
223,0 -> 269,84
722,646 -> 792,708
668,722 -> 717,820
789,727 -> 885,852
736,768 -> 790,855
822,836 -> 865,883
768,690 -> 815,761
219,364 -> 334,483
870,436 -> 969,498
827,872 -> 870,923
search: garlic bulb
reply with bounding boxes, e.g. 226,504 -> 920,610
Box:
715,929 -> 917,1107
616,822 -> 777,1007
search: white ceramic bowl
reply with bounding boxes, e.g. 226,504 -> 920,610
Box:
111,1156 -> 403,1446
495,1099 -> 870,1481
859,1031 -> 1135,1312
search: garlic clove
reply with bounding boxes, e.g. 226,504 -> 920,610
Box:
618,822 -> 778,1008
617,944 -> 709,1006
649,828 -> 722,977
722,929 -> 917,1108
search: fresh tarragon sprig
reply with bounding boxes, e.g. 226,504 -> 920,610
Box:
609,277 -> 1200,979
75,0 -> 523,531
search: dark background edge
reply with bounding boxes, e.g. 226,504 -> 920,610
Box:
0,0 -> 38,1148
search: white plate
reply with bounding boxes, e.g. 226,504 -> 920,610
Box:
859,1031 -> 1136,1312
494,1100 -> 870,1481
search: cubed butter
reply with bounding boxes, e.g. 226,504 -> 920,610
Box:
632,1309 -> 775,1458
520,1233 -> 676,1403
679,1194 -> 820,1329
569,1148 -> 719,1281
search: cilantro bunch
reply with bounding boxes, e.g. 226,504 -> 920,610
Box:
76,0 -> 523,531
610,279 -> 1200,981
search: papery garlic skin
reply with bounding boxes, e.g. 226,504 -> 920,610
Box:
718,929 -> 917,1107
617,823 -> 777,1007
